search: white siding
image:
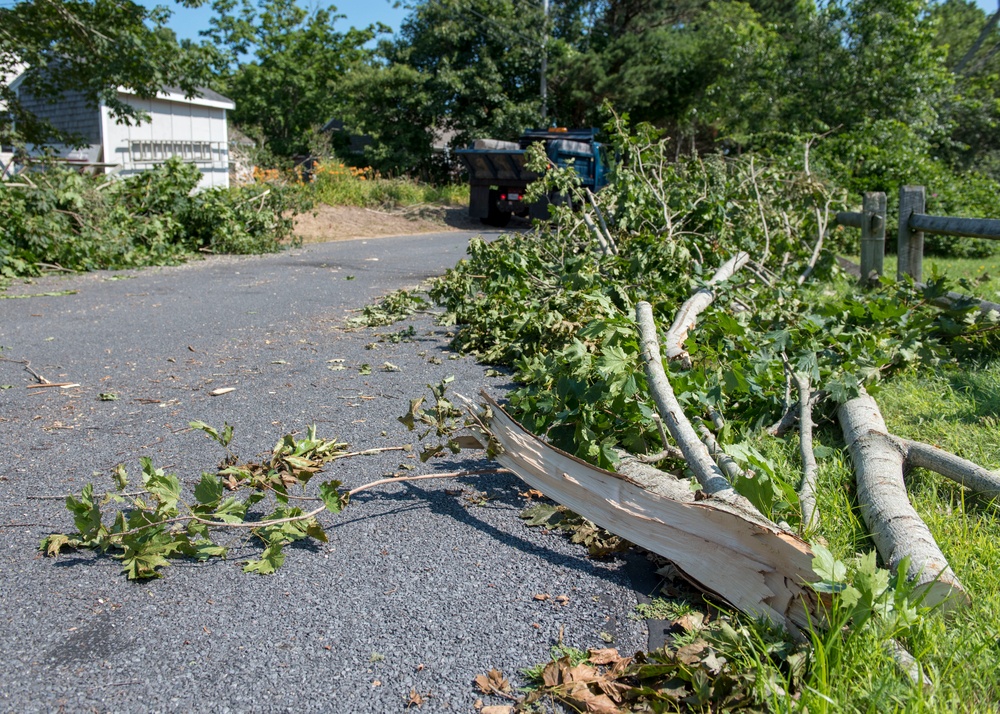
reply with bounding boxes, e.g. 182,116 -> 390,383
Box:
106,92 -> 231,190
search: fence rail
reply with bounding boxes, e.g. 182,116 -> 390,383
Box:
836,185 -> 1000,284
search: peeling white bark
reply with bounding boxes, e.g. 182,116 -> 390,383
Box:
837,394 -> 969,609
473,392 -> 820,632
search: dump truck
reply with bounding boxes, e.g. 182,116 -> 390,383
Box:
455,128 -> 609,227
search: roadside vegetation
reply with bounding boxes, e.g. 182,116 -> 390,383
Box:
419,120 -> 1000,711
308,161 -> 467,210
0,158 -> 304,282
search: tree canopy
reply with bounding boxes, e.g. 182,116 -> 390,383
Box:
0,0 -> 209,147
201,0 -> 379,157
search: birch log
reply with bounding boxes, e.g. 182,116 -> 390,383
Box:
636,301 -> 767,523
838,394 -> 969,609
473,392 -> 821,632
663,252 -> 750,368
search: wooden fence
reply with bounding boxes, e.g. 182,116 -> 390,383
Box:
836,185 -> 1000,283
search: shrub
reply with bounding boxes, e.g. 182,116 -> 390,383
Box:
0,157 -> 304,279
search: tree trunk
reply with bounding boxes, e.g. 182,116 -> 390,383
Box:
838,394 -> 969,609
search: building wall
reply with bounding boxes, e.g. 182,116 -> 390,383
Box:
16,88 -> 102,145
104,93 -> 230,189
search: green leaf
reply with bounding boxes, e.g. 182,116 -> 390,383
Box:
193,540 -> 228,561
213,497 -> 248,523
811,543 -> 847,584
319,480 -> 349,514
243,543 -> 285,574
40,533 -> 77,557
112,463 -> 128,490
66,484 -> 103,540
189,420 -> 220,443
194,472 -> 224,506
520,503 -> 562,528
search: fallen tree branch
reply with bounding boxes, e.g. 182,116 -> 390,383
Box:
469,391 -> 820,632
637,301 -> 761,517
894,438 -> 1000,497
838,393 -> 969,609
795,373 -> 820,535
585,188 -> 618,256
663,252 -> 750,368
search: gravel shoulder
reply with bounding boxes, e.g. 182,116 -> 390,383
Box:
0,231 -> 648,713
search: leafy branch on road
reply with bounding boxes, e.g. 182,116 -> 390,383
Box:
40,418 -> 497,579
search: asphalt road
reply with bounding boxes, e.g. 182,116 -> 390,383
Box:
0,230 -> 650,713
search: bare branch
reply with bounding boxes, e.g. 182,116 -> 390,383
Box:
794,373 -> 820,535
663,252 -> 751,368
895,438 -> 1000,497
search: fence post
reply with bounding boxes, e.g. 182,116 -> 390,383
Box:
898,185 -> 925,283
860,191 -> 887,283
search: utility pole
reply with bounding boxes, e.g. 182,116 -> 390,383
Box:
540,0 -> 548,123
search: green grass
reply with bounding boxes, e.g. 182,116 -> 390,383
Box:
856,253 -> 1000,303
307,160 -> 468,210
715,358 -> 1000,712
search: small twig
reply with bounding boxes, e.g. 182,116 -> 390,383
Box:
585,188 -> 618,255
330,445 -> 410,460
635,414 -> 684,463
0,356 -> 48,384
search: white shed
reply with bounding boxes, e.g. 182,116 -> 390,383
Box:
10,77 -> 235,189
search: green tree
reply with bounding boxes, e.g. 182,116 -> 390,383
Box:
203,0 -> 379,157
0,0 -> 208,146
930,0 -> 1000,177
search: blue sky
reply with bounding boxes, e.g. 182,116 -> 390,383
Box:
148,0 -> 999,44
145,0 -> 410,42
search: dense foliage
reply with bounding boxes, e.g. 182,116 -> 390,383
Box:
337,0 -> 1000,237
432,118 -> 995,510
430,119 -> 1000,708
0,158 -> 301,279
201,0 -> 379,157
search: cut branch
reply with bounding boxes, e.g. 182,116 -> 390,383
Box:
663,252 -> 750,368
838,393 -> 969,609
894,438 -> 1000,497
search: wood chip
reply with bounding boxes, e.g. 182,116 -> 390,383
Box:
208,387 -> 235,397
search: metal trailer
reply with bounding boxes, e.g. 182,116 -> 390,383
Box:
456,128 -> 608,227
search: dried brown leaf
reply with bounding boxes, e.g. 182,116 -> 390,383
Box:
587,648 -> 622,666
676,640 -> 709,666
674,612 -> 705,633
